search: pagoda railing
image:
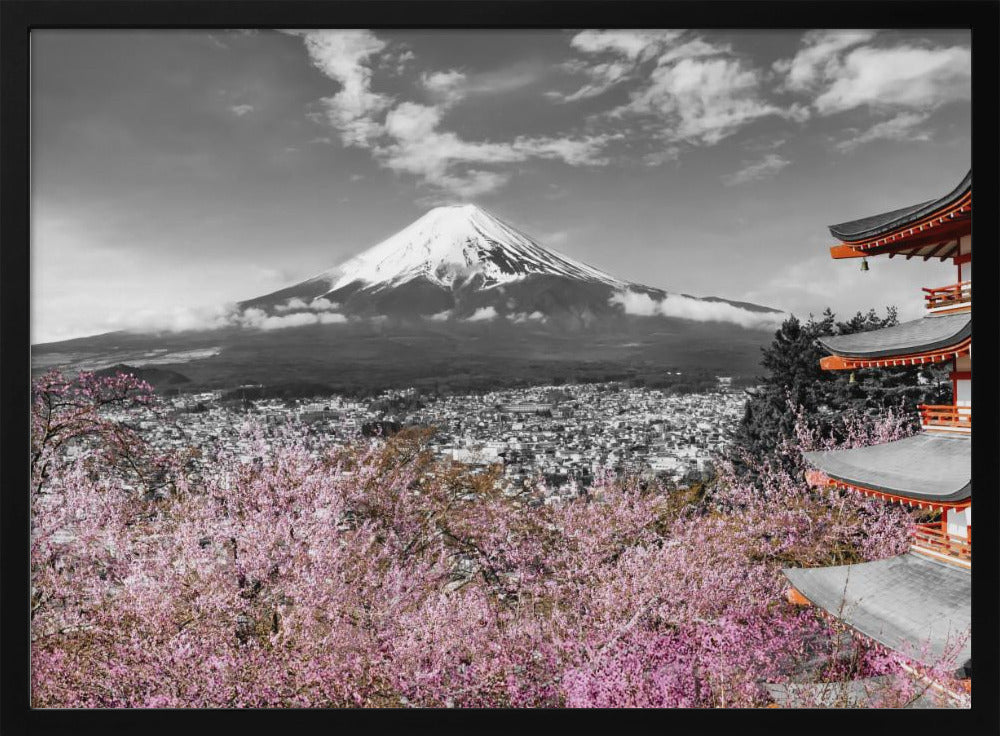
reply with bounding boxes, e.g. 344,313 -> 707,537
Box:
918,404 -> 971,433
923,281 -> 971,312
911,523 -> 971,568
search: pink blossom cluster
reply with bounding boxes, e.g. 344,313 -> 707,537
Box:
30,372 -> 949,708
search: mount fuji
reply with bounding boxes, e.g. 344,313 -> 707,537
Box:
240,204 -> 774,325
33,205 -> 785,394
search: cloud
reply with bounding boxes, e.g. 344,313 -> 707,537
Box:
121,303 -> 239,333
642,146 -> 682,167
427,310 -> 452,322
374,101 -> 615,197
421,69 -> 467,106
229,104 -> 254,117
380,47 -> 415,75
121,303 -> 352,333
619,55 -> 794,145
551,30 -> 684,102
722,153 -> 790,185
275,297 -> 309,312
558,31 -> 800,145
776,32 -> 971,115
610,290 -> 661,316
774,30 -> 877,93
514,134 -> 614,166
610,290 -> 785,330
657,37 -> 732,65
309,297 -> 340,311
813,44 -> 970,114
260,312 -> 320,330
292,32 -> 617,198
294,30 -> 394,147
835,112 -> 932,152
553,59 -> 633,102
569,30 -> 683,61
511,311 -> 545,323
465,306 -> 498,322
238,308 -> 348,330
235,307 -> 267,328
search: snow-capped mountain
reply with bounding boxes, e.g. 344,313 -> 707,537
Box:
242,204 -> 663,320
241,204 -> 786,324
34,204 -> 786,391
321,204 -> 629,292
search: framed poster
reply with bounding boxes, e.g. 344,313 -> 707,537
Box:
3,1 -> 997,732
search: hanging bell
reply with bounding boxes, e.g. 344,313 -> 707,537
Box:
860,257 -> 869,272
848,371 -> 856,384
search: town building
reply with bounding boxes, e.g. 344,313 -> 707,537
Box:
782,170 -> 972,702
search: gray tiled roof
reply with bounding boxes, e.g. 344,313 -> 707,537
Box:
803,433 -> 970,503
817,312 -> 970,359
783,553 -> 971,669
829,170 -> 971,242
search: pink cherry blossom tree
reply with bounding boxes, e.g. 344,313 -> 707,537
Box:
30,371 -> 961,708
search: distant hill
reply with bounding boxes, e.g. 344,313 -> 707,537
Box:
95,363 -> 191,388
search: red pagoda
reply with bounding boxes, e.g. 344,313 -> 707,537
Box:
782,171 -> 972,698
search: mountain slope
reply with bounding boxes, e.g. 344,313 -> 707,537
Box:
240,204 -> 777,324
249,204 -> 628,300
241,204 -> 645,320
33,205 -> 785,391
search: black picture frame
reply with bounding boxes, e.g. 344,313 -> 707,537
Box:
2,2 -> 998,734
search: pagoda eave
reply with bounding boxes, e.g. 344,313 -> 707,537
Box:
802,433 -> 971,506
828,171 -> 971,247
806,470 -> 969,512
783,553 -> 971,670
819,339 -> 970,370
829,217 -> 969,260
816,313 -> 970,368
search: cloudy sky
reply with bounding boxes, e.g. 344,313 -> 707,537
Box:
32,29 -> 970,343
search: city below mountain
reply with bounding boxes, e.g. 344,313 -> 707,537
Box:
33,205 -> 785,394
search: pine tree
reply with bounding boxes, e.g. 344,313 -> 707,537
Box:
728,308 -> 950,478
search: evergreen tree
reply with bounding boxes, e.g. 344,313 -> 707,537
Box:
728,307 -> 950,478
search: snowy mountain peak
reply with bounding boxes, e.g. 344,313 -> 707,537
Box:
310,204 -> 631,294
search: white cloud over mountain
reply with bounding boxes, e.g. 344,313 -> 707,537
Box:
611,290 -> 785,330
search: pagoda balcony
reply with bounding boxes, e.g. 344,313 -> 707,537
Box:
911,523 -> 971,568
923,281 -> 971,313
918,404 -> 971,433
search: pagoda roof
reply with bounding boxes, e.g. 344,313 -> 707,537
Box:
827,170 -> 971,258
830,171 -> 971,241
817,312 -> 970,362
802,433 -> 970,505
783,553 -> 971,669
